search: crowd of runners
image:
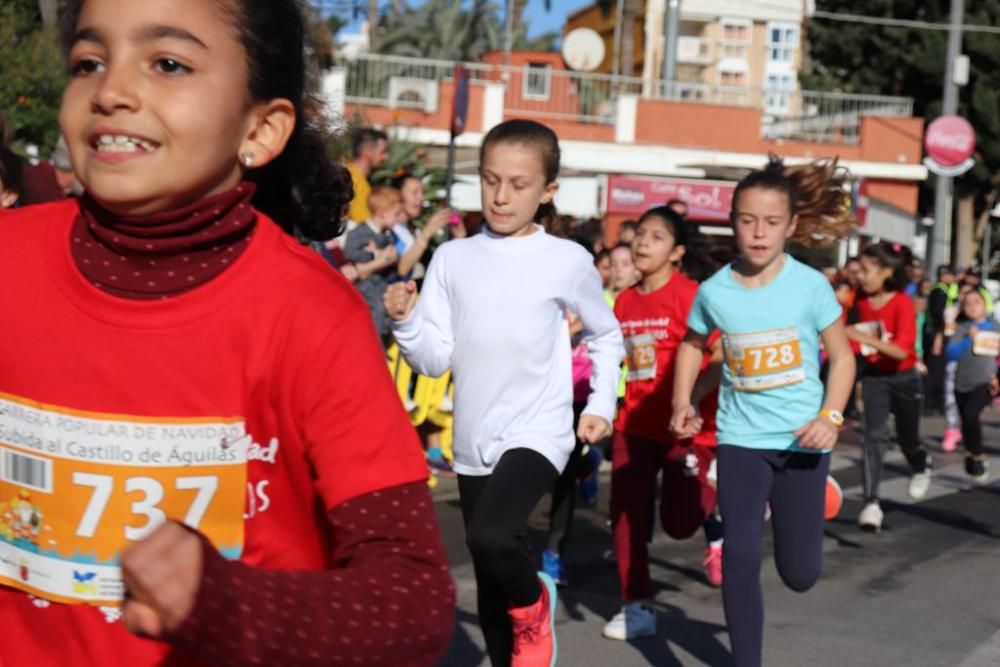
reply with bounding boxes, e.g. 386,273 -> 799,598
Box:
0,1 -> 996,667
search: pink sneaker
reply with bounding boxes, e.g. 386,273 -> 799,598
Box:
941,427 -> 962,452
703,544 -> 723,588
509,573 -> 558,667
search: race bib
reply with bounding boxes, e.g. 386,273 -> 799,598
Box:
624,333 -> 657,382
724,327 -> 805,391
0,392 -> 247,606
973,330 -> 1000,357
853,320 -> 885,357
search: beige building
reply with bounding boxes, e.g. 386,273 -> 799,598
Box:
568,0 -> 812,115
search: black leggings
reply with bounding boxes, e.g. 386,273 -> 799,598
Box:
956,384 -> 991,456
716,445 -> 830,667
458,448 -> 559,667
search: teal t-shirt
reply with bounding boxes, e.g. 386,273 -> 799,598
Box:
687,255 -> 842,452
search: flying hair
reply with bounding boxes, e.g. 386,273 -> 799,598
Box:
733,154 -> 858,248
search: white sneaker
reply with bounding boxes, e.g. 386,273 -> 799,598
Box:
602,602 -> 656,640
908,470 -> 932,500
858,501 -> 884,532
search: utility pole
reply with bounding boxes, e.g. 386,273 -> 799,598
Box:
661,0 -> 680,97
928,0 -> 964,271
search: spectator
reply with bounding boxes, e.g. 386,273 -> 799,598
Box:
925,264 -> 958,415
394,174 -> 452,280
0,146 -> 24,209
618,219 -> 638,245
905,258 -> 925,296
346,127 -> 388,225
344,185 -> 403,344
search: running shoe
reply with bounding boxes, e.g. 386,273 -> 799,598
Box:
510,573 -> 558,667
702,544 -> 723,588
541,549 -> 566,587
908,469 -> 932,500
941,427 -> 962,452
857,501 -> 884,532
965,454 -> 990,484
824,475 -> 844,520
602,602 -> 656,641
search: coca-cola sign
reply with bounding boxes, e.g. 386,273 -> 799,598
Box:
924,115 -> 975,177
606,175 -> 735,221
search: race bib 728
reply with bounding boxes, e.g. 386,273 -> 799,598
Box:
0,392 -> 247,606
723,327 -> 806,391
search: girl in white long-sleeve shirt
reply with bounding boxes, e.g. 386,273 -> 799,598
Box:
385,120 -> 623,667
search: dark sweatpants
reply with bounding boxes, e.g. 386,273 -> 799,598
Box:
716,445 -> 830,667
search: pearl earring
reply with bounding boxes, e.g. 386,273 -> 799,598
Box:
241,152 -> 255,167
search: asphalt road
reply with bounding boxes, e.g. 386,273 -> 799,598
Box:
431,411 -> 1000,666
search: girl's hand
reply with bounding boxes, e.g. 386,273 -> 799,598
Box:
577,414 -> 612,444
969,326 -> 980,338
384,281 -> 419,322
376,245 -> 399,268
670,404 -> 703,439
991,375 -> 999,396
121,521 -> 202,639
794,417 -> 839,450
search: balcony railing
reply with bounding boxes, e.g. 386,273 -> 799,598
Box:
676,36 -> 714,65
338,52 -> 913,143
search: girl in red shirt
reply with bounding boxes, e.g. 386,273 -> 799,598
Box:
0,1 -> 454,665
848,242 -> 929,532
603,206 -> 723,641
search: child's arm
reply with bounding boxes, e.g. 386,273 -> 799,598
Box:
343,228 -> 377,263
671,331 -> 709,438
386,249 -> 454,377
571,264 -> 624,443
690,334 -> 723,405
795,319 -> 856,449
945,323 -> 974,361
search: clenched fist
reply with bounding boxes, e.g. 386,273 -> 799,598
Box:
384,280 -> 419,322
121,521 -> 202,639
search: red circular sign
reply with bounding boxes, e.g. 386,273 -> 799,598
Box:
925,115 -> 976,167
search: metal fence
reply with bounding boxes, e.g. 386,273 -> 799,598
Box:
339,52 -> 914,141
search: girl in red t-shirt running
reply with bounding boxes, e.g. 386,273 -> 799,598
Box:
602,206 -> 724,641
848,241 -> 929,531
0,1 -> 454,666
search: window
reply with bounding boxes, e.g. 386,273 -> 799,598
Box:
720,18 -> 751,60
720,71 -> 746,87
523,62 -> 551,100
765,73 -> 795,113
767,22 -> 798,62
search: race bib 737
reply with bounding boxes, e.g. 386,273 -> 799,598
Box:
0,392 -> 247,606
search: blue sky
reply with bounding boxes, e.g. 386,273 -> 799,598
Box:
340,0 -> 595,39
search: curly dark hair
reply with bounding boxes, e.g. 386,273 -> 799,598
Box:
60,0 -> 352,241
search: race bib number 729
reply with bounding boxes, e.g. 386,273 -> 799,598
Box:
0,392 -> 247,606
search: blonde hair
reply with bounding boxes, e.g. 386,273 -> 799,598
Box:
367,185 -> 403,216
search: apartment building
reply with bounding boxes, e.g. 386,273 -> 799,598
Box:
567,0 -> 809,115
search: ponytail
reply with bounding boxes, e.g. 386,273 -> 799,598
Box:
732,154 -> 858,248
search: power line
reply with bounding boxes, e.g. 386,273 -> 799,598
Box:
733,1 -> 1000,35
812,10 -> 1000,35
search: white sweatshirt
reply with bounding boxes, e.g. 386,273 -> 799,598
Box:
393,225 -> 624,476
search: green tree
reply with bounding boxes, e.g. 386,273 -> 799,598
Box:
0,0 -> 67,153
370,0 -> 555,61
803,0 -> 1000,265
